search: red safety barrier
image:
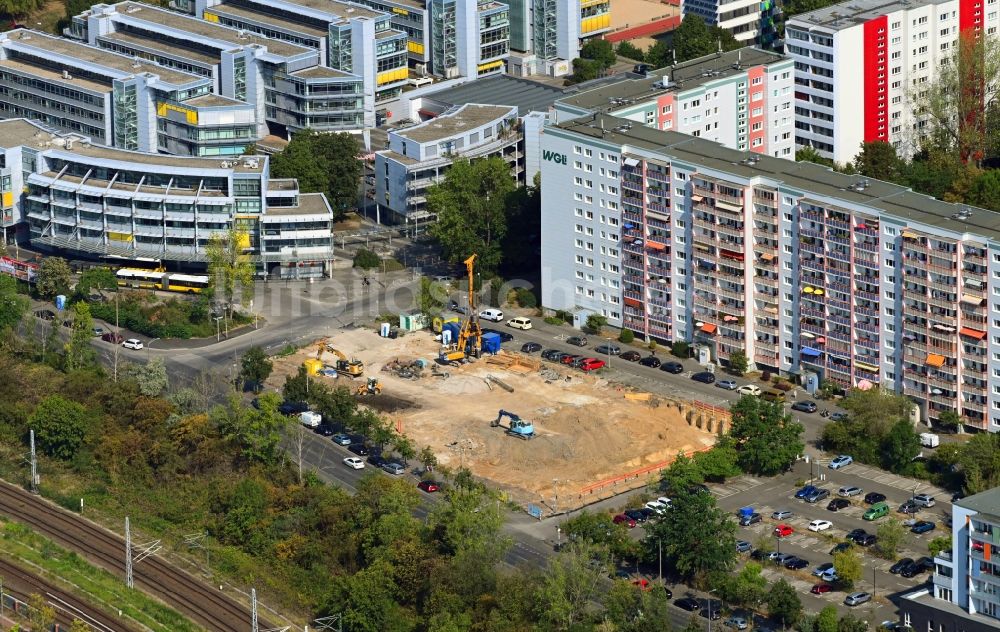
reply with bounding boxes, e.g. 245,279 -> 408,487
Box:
577,445 -> 712,497
605,15 -> 681,43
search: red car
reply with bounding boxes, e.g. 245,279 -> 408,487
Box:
613,513 -> 637,528
580,358 -> 606,372
561,354 -> 582,365
774,524 -> 794,537
632,578 -> 651,590
811,584 -> 834,595
417,480 -> 440,493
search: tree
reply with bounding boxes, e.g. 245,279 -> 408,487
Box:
64,301 -> 96,371
27,594 -> 55,632
643,483 -> 736,580
418,277 -> 446,317
852,141 -> 904,182
796,146 -> 835,168
825,387 -> 914,464
561,511 -> 629,553
837,614 -> 869,632
616,41 -> 644,62
427,157 -> 516,274
728,349 -> 748,376
880,418 -> 921,473
967,169 -> 1000,211
571,57 -> 602,82
715,561 -> 768,609
354,248 -> 381,270
957,432 -> 1000,493
673,15 -> 718,63
36,256 -> 71,300
728,396 -> 804,476
69,620 -> 91,632
534,542 -> 607,629
811,605 -> 840,632
876,519 -> 909,560
206,228 -> 254,319
270,130 -> 361,218
0,0 -> 44,20
767,579 -> 802,627
692,440 -> 742,482
618,329 -> 634,344
644,40 -> 671,67
937,409 -> 962,433
239,346 -> 273,392
671,341 -> 689,358
581,39 -> 617,69
0,274 -> 28,332
213,392 -> 288,465
419,445 -> 438,472
30,395 -> 89,460
126,357 -> 169,397
928,535 -> 951,558
832,548 -> 863,589
585,313 -> 607,333
75,267 -> 117,299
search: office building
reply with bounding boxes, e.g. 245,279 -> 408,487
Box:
786,0 -> 994,165
554,48 -> 795,157
901,488 -> 1000,630
508,0 -> 611,71
541,112 -> 1000,431
0,118 -> 333,277
69,1 -> 375,131
375,103 -> 536,223
680,0 -> 779,45
0,28 -> 256,156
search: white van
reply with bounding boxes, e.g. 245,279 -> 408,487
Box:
300,411 -> 322,428
479,308 -> 504,322
920,432 -> 940,448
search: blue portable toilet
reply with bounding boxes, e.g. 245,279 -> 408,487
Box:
481,332 -> 501,354
55,295 -> 66,311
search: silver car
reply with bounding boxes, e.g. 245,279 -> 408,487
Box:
839,486 -> 863,497
726,616 -> 748,630
772,509 -> 794,520
845,592 -> 872,606
381,461 -> 405,475
913,493 -> 936,507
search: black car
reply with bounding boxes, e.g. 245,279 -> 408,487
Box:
791,400 -> 818,413
890,558 -> 915,574
661,361 -> 684,374
482,328 -> 514,342
315,424 -> 335,437
750,549 -> 769,561
541,349 -> 563,361
640,356 -> 662,368
700,608 -> 722,620
639,507 -> 658,521
347,443 -> 370,456
865,492 -> 887,504
784,557 -> 809,570
566,336 -> 588,347
847,528 -> 868,541
901,557 -> 934,578
827,498 -> 851,512
624,509 -> 647,523
856,534 -> 878,547
620,350 -> 642,362
739,512 -> 762,526
521,342 -> 542,353
899,500 -> 920,514
692,371 -> 716,384
279,401 -> 309,416
675,597 -> 701,612
830,542 -> 853,555
367,453 -> 387,468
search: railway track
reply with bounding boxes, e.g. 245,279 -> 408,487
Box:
0,480 -> 273,632
0,556 -> 139,632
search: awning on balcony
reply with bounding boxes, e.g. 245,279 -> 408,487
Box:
961,294 -> 985,306
647,241 -> 666,251
624,297 -> 642,308
855,361 -> 879,373
800,347 -> 822,358
925,353 -> 945,367
801,332 -> 815,339
759,253 -> 775,262
716,199 -> 744,212
902,230 -> 918,239
691,195 -> 704,202
700,323 -> 717,334
623,158 -> 640,167
960,327 -> 987,340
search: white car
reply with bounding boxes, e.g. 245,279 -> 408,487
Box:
808,519 -> 833,532
737,384 -> 762,396
656,496 -> 672,508
343,457 -> 365,469
122,338 -> 144,350
645,500 -> 667,514
507,317 -> 533,330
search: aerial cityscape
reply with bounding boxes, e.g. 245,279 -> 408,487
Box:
0,0 -> 995,628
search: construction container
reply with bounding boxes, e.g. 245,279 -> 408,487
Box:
481,332 -> 501,354
399,311 -> 428,332
443,321 -> 461,342
303,358 -> 324,376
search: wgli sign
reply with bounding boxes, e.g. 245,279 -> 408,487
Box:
542,150 -> 567,165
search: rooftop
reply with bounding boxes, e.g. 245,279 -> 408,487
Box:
262,0 -> 384,19
422,75 -> 567,116
558,47 -> 787,112
210,3 -> 330,38
2,28 -> 205,88
0,57 -> 110,93
555,113 -> 1000,242
957,487 -> 1000,522
394,104 -> 516,143
369,0 -> 426,11
290,65 -> 353,79
0,119 -> 65,150
788,0 -> 949,31
185,93 -> 252,107
110,2 -> 313,59
263,192 -> 332,216
99,31 -> 219,65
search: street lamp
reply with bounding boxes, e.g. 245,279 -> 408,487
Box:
707,588 -> 717,632
553,478 -> 559,514
214,316 -> 223,342
146,337 -> 159,360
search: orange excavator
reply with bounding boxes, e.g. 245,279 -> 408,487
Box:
439,254 -> 482,363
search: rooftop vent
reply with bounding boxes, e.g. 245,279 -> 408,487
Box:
951,207 -> 973,221
61,70 -> 72,80
126,4 -> 141,11
853,178 -> 869,192
238,30 -> 250,39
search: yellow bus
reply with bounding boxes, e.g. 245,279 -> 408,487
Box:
116,268 -> 210,293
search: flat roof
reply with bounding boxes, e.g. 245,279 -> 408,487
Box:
555,113 -> 1000,242
291,65 -> 353,78
558,47 -> 787,112
211,3 -> 330,37
113,2 -> 313,59
789,0 -> 949,31
423,75 -> 567,116
99,31 -> 219,66
265,0 -> 384,19
0,57 -> 110,93
4,29 -> 205,87
395,104 -> 516,143
185,93 -> 250,107
268,178 -> 298,191
0,119 -> 65,150
957,487 -> 1000,522
264,192 -> 331,216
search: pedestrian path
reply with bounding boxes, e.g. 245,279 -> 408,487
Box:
845,464 -> 950,499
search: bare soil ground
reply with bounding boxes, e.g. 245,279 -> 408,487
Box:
266,328 -> 717,510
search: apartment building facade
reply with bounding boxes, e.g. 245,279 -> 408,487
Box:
680,0 -> 781,44
901,488 -> 1000,631
554,48 -> 796,158
0,118 -> 333,276
0,28 -> 256,157
541,113 -> 1000,432
507,0 -> 610,66
786,0 -> 993,165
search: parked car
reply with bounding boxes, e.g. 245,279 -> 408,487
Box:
479,309 -> 504,322
366,453 -> 387,468
805,489 -> 831,503
640,356 -> 662,368
343,457 -> 364,470
122,338 -> 144,350
901,557 -> 934,578
381,461 -> 405,475
725,616 -> 749,630
820,568 -> 840,582
417,480 -> 441,493
791,400 -> 818,413
560,354 -> 582,365
700,607 -> 722,621
890,558 -> 915,574
101,332 -> 124,344
579,358 -> 606,372
675,597 -> 701,612
845,592 -> 872,607
481,328 -> 513,342
314,424 -> 335,437
541,349 -> 564,361
911,520 -> 936,534
620,350 -> 642,362
899,500 -> 920,514
661,361 -> 684,373
279,401 -> 309,416
737,384 -> 762,396
795,484 -> 819,499
774,524 -> 794,537
299,411 -> 322,428
92,327 -> 104,337
811,584 -> 835,595
645,500 -> 668,514
855,534 -> 878,547
864,492 -> 887,504
785,557 -> 809,570
813,562 -> 834,577
827,499 -> 851,512
735,540 -> 752,553
594,344 -> 621,356
624,509 -> 646,523
846,528 -> 868,542
34,309 -> 55,321
716,379 -> 738,390
566,336 -> 588,347
739,512 -> 762,526
772,509 -> 794,520
521,342 -> 542,353
808,519 -> 833,532
830,412 -> 850,422
613,513 -> 637,528
829,455 -> 854,469
913,493 -> 936,508
830,542 -> 853,555
506,317 -> 533,330
692,371 -> 716,384
839,486 -> 864,497
638,507 -> 658,521
347,443 -> 369,456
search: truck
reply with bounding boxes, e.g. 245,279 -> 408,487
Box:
919,432 -> 940,448
300,411 -> 322,428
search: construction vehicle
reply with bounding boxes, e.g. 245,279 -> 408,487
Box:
356,377 -> 382,395
324,344 -> 365,378
491,409 -> 535,440
439,254 -> 483,363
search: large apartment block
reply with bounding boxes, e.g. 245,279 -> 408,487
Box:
680,0 -> 781,45
554,48 -> 795,158
508,0 -> 611,67
902,488 -> 1000,631
0,118 -> 333,276
541,113 -> 1000,432
0,28 -> 256,156
787,0 -> 992,164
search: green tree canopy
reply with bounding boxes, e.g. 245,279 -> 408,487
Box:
64,301 -> 96,372
580,39 -> 617,69
880,417 -> 921,473
127,357 -> 169,397
832,548 -> 863,588
239,346 -> 273,391
0,275 -> 28,332
671,15 -> 741,63
75,267 -> 117,299
876,518 -> 909,560
616,41 -> 644,62
30,394 -> 89,460
644,483 -> 736,580
270,130 -> 361,218
767,579 -> 802,626
852,141 -> 904,182
353,248 -> 381,270
728,395 -> 804,475
36,257 -> 71,300
728,350 -> 748,376
213,392 -> 288,466
427,157 -> 516,273
796,146 -> 836,168
206,228 -> 254,318
967,169 -> 1000,211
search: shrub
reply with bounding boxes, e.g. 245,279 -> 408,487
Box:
515,287 -> 537,309
618,329 -> 634,344
353,248 -> 380,270
585,313 -> 607,333
555,310 -> 573,323
543,316 -> 564,326
671,341 -> 690,358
